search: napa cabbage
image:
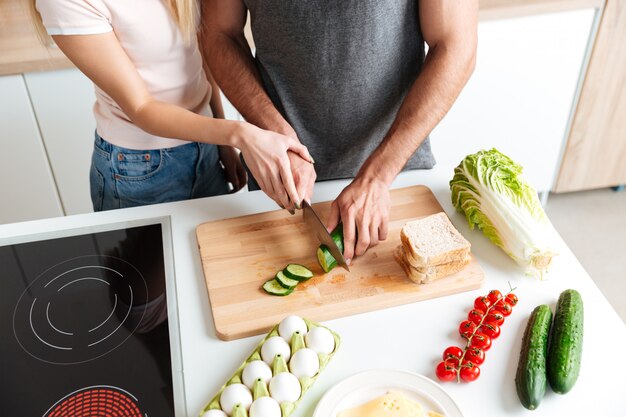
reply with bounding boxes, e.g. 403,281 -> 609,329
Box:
450,149 -> 557,278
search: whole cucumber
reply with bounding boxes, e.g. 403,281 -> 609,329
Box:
547,289 -> 584,394
515,304 -> 553,410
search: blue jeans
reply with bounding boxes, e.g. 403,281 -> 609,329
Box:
89,133 -> 231,211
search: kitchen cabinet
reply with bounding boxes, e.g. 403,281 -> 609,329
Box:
554,0 -> 626,192
0,75 -> 63,223
24,69 -> 96,215
430,8 -> 598,193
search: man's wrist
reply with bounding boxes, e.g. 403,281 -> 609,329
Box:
356,160 -> 397,188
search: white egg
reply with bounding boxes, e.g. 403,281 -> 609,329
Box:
201,410 -> 228,417
289,348 -> 320,378
249,396 -> 282,417
278,315 -> 308,340
305,326 -> 335,354
261,336 -> 291,364
269,372 -> 301,403
219,384 -> 253,415
242,360 -> 273,389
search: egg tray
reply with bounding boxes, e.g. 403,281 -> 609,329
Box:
199,318 -> 341,417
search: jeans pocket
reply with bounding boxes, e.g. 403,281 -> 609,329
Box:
112,148 -> 162,180
89,163 -> 105,212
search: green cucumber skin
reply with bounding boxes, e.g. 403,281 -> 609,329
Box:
317,225 -> 344,273
283,264 -> 314,281
317,246 -> 337,273
547,289 -> 584,394
516,305 -> 553,410
275,271 -> 299,289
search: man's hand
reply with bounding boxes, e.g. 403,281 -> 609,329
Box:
326,176 -> 391,265
288,151 -> 316,205
218,145 -> 247,193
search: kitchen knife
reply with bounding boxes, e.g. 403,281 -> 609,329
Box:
302,200 -> 350,271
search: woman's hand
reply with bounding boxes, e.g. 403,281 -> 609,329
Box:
235,123 -> 314,210
218,145 -> 247,193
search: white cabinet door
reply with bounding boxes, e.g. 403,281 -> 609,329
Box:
0,75 -> 63,224
430,9 -> 597,192
24,69 -> 96,215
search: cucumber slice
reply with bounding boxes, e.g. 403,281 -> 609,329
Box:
283,264 -> 314,281
317,225 -> 344,273
262,279 -> 294,296
317,245 -> 337,273
275,271 -> 299,289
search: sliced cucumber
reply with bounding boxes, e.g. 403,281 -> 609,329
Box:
262,279 -> 294,296
317,245 -> 337,273
283,264 -> 314,281
275,271 -> 299,289
317,225 -> 344,273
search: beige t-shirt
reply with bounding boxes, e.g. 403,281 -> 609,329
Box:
36,0 -> 212,150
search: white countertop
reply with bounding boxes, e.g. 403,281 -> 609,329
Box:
2,165 -> 624,417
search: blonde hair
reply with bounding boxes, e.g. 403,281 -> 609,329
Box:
28,0 -> 198,44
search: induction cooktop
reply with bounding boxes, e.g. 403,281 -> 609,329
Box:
0,218 -> 184,416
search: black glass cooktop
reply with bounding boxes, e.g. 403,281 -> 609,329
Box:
0,223 -> 177,417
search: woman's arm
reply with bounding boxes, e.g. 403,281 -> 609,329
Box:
52,32 -> 312,208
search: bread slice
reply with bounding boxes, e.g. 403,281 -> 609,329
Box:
394,245 -> 471,284
400,213 -> 470,268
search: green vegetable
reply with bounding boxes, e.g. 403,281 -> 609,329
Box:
548,289 -> 584,394
262,279 -> 294,296
450,148 -> 557,278
516,305 -> 553,410
317,225 -> 344,273
275,271 -> 299,289
283,264 -> 314,281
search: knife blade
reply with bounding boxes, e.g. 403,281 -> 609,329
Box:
302,201 -> 350,271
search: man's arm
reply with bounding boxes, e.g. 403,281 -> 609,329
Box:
200,0 -> 316,206
327,0 -> 478,264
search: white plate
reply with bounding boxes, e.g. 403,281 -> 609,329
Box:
313,369 -> 463,417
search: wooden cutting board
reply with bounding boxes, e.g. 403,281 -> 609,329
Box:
196,185 -> 484,340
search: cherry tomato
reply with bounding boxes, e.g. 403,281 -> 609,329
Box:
485,312 -> 505,326
494,300 -> 513,317
468,309 -> 485,325
480,322 -> 501,339
443,346 -> 464,362
487,289 -> 502,304
506,293 -> 519,306
459,320 -> 477,339
474,296 -> 492,312
459,361 -> 481,382
464,347 -> 485,365
469,333 -> 492,351
436,361 -> 457,382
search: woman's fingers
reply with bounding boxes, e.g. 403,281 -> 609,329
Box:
269,168 -> 292,210
288,141 -> 314,164
278,158 -> 301,209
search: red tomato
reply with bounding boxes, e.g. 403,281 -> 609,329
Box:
443,346 -> 464,362
459,320 -> 477,339
465,347 -> 485,365
487,289 -> 502,304
436,361 -> 457,382
460,361 -> 481,382
485,312 -> 505,326
480,322 -> 501,339
470,333 -> 492,351
474,296 -> 492,312
468,309 -> 485,325
494,301 -> 513,316
506,293 -> 519,306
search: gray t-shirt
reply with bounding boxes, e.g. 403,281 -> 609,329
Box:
244,0 -> 436,181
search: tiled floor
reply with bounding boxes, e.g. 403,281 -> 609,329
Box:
545,188 -> 626,323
